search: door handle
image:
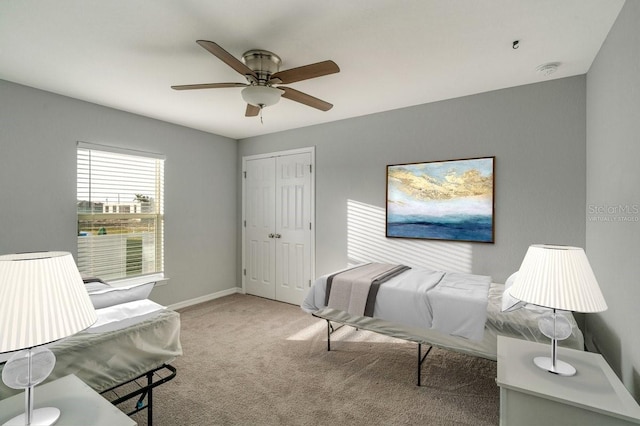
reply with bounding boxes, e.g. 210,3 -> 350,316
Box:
275,233 -> 281,238
268,233 -> 275,238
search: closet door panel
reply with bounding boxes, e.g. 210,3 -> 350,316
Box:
274,153 -> 311,305
244,157 -> 276,300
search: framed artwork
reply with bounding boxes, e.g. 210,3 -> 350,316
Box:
386,156 -> 495,243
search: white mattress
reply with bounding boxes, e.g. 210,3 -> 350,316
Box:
311,282 -> 584,360
303,266 -> 491,341
0,299 -> 182,398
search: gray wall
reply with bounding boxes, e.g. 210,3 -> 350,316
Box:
239,76 -> 587,283
586,0 -> 640,399
0,80 -> 238,306
0,72 -> 591,317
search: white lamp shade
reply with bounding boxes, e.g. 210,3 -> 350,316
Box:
241,85 -> 284,107
509,244 -> 607,313
0,252 -> 97,352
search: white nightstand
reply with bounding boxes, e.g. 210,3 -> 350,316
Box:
497,336 -> 640,426
0,374 -> 136,426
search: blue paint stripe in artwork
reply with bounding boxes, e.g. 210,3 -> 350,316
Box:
387,214 -> 493,242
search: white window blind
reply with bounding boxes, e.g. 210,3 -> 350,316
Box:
77,142 -> 164,281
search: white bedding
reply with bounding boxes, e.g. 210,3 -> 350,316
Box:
311,282 -> 584,361
303,266 -> 491,341
88,299 -> 166,333
0,299 -> 167,363
0,300 -> 181,397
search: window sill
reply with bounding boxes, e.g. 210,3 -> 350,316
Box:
108,273 -> 169,288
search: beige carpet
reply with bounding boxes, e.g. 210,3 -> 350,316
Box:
121,293 -> 499,425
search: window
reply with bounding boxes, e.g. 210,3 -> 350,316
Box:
77,142 -> 165,281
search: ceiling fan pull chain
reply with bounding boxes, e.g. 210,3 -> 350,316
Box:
260,107 -> 264,124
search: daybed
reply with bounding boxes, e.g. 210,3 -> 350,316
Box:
0,280 -> 182,425
302,264 -> 584,385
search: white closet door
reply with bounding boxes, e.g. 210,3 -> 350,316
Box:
274,152 -> 311,305
243,149 -> 314,306
244,157 -> 276,300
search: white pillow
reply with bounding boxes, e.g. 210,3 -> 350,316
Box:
87,281 -> 155,309
84,277 -> 111,294
501,272 -> 526,312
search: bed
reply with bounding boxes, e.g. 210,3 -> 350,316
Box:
302,264 -> 584,385
0,280 -> 182,425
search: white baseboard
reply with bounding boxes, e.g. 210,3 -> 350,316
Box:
167,287 -> 243,311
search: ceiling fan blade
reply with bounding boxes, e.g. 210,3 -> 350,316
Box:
196,40 -> 257,79
245,104 -> 260,117
280,87 -> 333,111
270,60 -> 339,84
171,82 -> 248,91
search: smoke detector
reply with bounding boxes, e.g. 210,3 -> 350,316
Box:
536,62 -> 560,77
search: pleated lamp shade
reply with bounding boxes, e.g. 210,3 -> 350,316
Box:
509,244 -> 607,313
0,251 -> 97,352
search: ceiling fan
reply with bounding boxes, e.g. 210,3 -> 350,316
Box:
172,40 -> 340,117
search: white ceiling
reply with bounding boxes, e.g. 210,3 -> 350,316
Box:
0,0 -> 625,140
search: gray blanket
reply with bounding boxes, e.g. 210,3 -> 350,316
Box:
325,263 -> 411,316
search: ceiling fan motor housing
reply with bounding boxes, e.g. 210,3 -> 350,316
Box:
242,50 -> 282,84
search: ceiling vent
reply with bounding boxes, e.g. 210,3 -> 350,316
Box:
536,62 -> 560,77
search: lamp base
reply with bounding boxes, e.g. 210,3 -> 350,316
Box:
533,356 -> 576,376
2,407 -> 60,426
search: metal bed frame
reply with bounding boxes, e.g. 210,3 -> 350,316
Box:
320,317 -> 435,387
101,364 -> 177,426
311,282 -> 585,388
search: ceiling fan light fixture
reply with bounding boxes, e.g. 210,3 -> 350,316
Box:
173,41 -> 339,116
241,85 -> 284,108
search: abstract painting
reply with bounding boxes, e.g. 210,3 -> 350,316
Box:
386,157 -> 494,243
